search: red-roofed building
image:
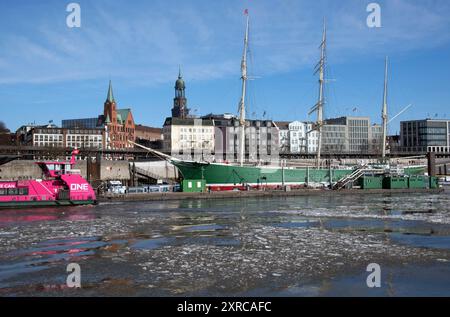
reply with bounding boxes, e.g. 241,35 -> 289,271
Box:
103,81 -> 135,149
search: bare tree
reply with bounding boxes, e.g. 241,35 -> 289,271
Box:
0,121 -> 12,145
0,121 -> 9,133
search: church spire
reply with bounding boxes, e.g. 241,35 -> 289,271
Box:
106,80 -> 115,103
172,68 -> 188,119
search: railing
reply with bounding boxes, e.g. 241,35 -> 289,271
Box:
333,165 -> 389,190
333,165 -> 367,190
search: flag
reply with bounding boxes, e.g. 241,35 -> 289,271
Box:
244,9 -> 248,15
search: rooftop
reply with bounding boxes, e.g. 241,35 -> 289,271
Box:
164,117 -> 214,126
401,118 -> 450,123
135,124 -> 162,133
274,121 -> 290,129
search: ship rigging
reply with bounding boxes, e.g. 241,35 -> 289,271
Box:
308,20 -> 327,169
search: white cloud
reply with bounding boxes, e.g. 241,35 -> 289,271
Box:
0,0 -> 449,85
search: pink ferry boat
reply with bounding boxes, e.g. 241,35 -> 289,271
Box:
0,149 -> 96,208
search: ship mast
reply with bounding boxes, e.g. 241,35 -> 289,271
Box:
239,12 -> 249,166
315,20 -> 326,169
381,56 -> 389,160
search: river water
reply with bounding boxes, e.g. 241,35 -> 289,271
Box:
1,190 -> 450,296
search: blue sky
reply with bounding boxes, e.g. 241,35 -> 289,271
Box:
0,0 -> 449,134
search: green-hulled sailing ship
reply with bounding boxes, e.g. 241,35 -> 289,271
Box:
131,14 -> 425,191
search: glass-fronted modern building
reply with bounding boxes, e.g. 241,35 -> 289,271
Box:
400,119 -> 450,153
62,117 -> 103,129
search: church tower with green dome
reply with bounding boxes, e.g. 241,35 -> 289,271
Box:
171,68 -> 189,119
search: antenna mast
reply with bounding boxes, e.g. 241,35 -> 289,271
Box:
239,11 -> 249,166
381,56 -> 389,159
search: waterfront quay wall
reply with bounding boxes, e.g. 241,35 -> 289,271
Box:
0,160 -> 42,180
0,160 -> 130,182
100,160 -> 130,181
2,158 -> 447,184
99,188 -> 444,203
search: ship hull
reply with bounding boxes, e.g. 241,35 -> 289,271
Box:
172,160 -> 428,191
172,161 -> 353,191
0,200 -> 96,209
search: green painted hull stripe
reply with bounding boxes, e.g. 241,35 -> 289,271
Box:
172,162 -> 426,185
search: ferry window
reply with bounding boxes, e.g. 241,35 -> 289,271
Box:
7,188 -> 19,195
19,188 -> 29,195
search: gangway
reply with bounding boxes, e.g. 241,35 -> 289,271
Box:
333,165 -> 385,190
